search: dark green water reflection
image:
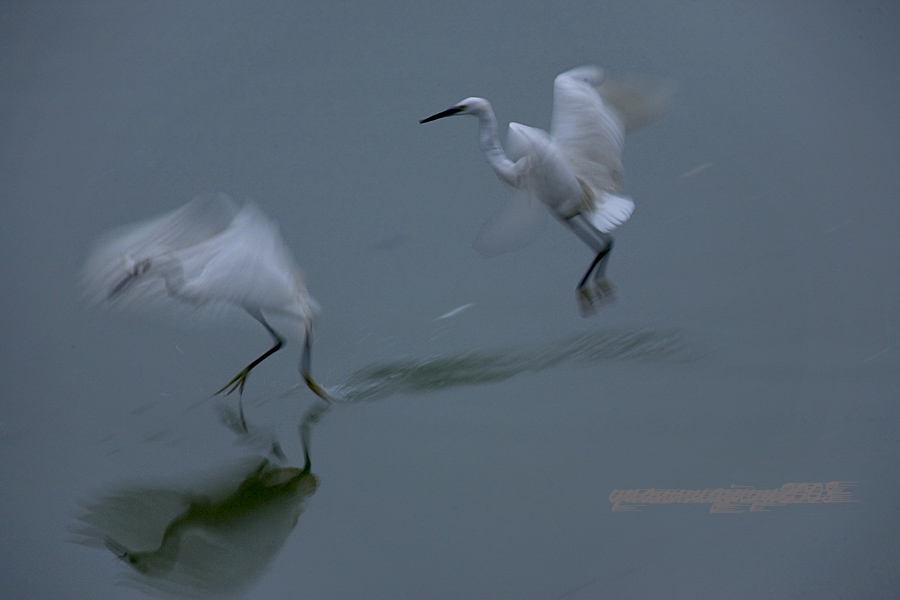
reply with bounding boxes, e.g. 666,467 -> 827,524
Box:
334,327 -> 698,402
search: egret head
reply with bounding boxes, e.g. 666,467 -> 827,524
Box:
420,97 -> 490,123
561,65 -> 605,87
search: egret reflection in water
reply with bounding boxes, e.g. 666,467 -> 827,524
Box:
331,327 -> 697,403
73,403 -> 327,598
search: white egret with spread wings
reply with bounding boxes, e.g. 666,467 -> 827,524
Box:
421,65 -> 670,314
80,193 -> 330,425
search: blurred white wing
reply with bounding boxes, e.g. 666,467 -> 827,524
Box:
597,75 -> 675,133
472,123 -> 550,257
472,188 -> 547,257
173,202 -> 311,318
550,66 -> 625,194
80,193 -> 239,311
504,120 -> 535,165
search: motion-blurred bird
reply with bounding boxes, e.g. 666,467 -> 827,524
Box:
421,65 -> 670,315
80,193 -> 330,422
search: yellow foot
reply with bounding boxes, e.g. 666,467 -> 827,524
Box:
593,278 -> 617,303
304,374 -> 332,402
577,279 -> 616,317
216,368 -> 250,396
577,287 -> 598,317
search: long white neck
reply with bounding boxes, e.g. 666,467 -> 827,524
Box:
471,100 -> 521,187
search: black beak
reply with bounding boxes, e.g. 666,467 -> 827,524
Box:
420,106 -> 464,124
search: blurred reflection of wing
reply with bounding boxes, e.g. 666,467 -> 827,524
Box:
472,189 -> 548,258
335,327 -> 699,403
73,457 -> 317,598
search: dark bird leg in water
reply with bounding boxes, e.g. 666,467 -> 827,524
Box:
217,310 -> 331,424
561,215 -> 616,315
217,308 -> 284,431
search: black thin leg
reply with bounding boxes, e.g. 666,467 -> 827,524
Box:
562,215 -> 614,288
577,239 -> 613,290
298,400 -> 331,473
560,215 -> 617,315
216,310 -> 285,433
216,313 -> 284,396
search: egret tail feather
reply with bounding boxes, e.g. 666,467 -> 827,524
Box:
586,193 -> 634,233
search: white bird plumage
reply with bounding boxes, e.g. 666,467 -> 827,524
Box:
421,65 -> 671,315
80,193 -> 329,415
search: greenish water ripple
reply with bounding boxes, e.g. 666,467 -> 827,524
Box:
332,327 -> 700,403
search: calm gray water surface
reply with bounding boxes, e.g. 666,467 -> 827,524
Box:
2,2 -> 899,598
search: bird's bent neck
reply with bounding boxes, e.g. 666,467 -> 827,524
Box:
474,104 -> 521,187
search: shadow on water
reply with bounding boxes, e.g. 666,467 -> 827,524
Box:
330,327 -> 700,403
72,403 -> 327,599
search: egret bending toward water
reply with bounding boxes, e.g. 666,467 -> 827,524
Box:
421,65 -> 669,314
80,193 -> 330,418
